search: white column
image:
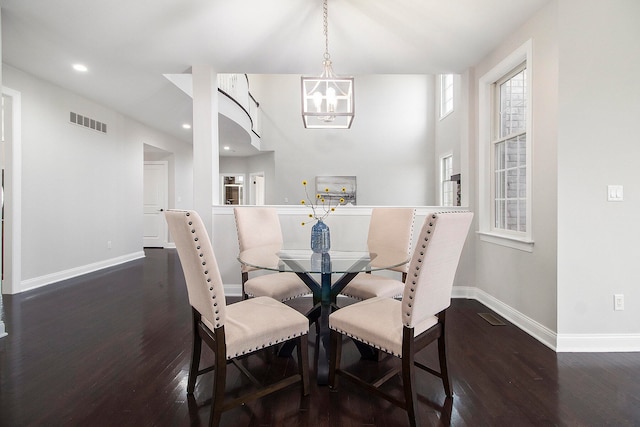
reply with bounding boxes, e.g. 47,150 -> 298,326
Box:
0,7 -> 7,335
191,65 -> 220,236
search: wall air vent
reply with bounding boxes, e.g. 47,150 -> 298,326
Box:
69,112 -> 107,134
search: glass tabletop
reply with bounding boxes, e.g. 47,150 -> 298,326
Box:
238,247 -> 409,274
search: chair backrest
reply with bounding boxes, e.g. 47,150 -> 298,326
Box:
402,211 -> 473,328
234,207 -> 285,273
165,209 -> 227,329
367,207 -> 415,272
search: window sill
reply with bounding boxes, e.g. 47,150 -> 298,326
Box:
439,109 -> 454,121
477,231 -> 534,252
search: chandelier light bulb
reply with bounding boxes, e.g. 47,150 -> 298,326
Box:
313,92 -> 323,112
326,87 -> 337,112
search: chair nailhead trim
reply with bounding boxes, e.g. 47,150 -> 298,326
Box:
331,327 -> 401,358
403,213 -> 439,326
227,330 -> 308,360
183,212 -> 222,328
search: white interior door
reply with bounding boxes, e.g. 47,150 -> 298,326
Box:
250,172 -> 265,205
143,161 -> 168,247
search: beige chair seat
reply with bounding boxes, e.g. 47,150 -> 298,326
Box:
200,296 -> 309,359
329,297 -> 437,357
340,273 -> 404,300
244,272 -> 311,302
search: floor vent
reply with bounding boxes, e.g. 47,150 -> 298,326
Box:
478,312 -> 506,326
70,111 -> 107,134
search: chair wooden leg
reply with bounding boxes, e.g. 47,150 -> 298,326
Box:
328,329 -> 342,390
210,332 -> 227,427
187,311 -> 202,394
297,334 -> 310,396
437,314 -> 453,397
241,272 -> 249,300
402,328 -> 419,427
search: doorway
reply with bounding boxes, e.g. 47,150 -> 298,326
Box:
249,172 -> 265,205
143,161 -> 168,247
1,88 -> 22,295
221,174 -> 245,205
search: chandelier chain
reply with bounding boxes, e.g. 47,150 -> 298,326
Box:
323,0 -> 330,61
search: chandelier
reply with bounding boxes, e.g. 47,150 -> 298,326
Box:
301,0 -> 354,129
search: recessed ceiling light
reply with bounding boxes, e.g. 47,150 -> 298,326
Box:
182,123 -> 191,129
223,146 -> 230,150
72,64 -> 88,72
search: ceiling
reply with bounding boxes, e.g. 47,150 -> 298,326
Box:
0,0 -> 550,149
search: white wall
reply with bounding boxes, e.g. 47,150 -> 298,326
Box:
557,0 -> 640,347
468,1 -> 559,341
249,74 -> 436,206
3,65 -> 192,293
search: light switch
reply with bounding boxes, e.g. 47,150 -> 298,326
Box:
608,185 -> 623,202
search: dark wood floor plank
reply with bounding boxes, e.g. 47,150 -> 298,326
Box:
1,248 -> 640,426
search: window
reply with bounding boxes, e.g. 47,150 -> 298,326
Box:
439,74 -> 454,118
478,40 -> 532,251
493,65 -> 527,231
440,154 -> 454,206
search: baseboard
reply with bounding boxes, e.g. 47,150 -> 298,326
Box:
453,286 -> 557,351
555,333 -> 640,352
224,283 -> 243,297
19,251 -> 146,293
453,286 -> 640,352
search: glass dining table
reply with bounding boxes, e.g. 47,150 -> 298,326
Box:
238,248 -> 409,385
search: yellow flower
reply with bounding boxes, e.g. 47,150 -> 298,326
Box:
339,197 -> 345,203
300,178 -> 342,225
341,187 -> 346,192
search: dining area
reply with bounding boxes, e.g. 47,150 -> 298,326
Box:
165,206 -> 473,426
2,217 -> 638,426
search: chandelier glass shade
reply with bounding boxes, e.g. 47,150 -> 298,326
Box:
301,0 -> 354,129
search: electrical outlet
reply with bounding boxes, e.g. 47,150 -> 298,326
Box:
614,294 -> 624,311
107,240 -> 112,249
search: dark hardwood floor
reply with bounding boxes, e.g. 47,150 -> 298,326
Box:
1,248 -> 639,426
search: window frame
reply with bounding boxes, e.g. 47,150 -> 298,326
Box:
439,74 -> 454,119
478,40 -> 533,252
440,153 -> 454,206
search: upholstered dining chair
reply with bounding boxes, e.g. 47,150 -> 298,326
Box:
328,211 -> 473,427
165,209 -> 310,427
234,207 -> 311,301
340,207 -> 415,300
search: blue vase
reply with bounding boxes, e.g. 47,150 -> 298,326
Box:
311,220 -> 331,253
